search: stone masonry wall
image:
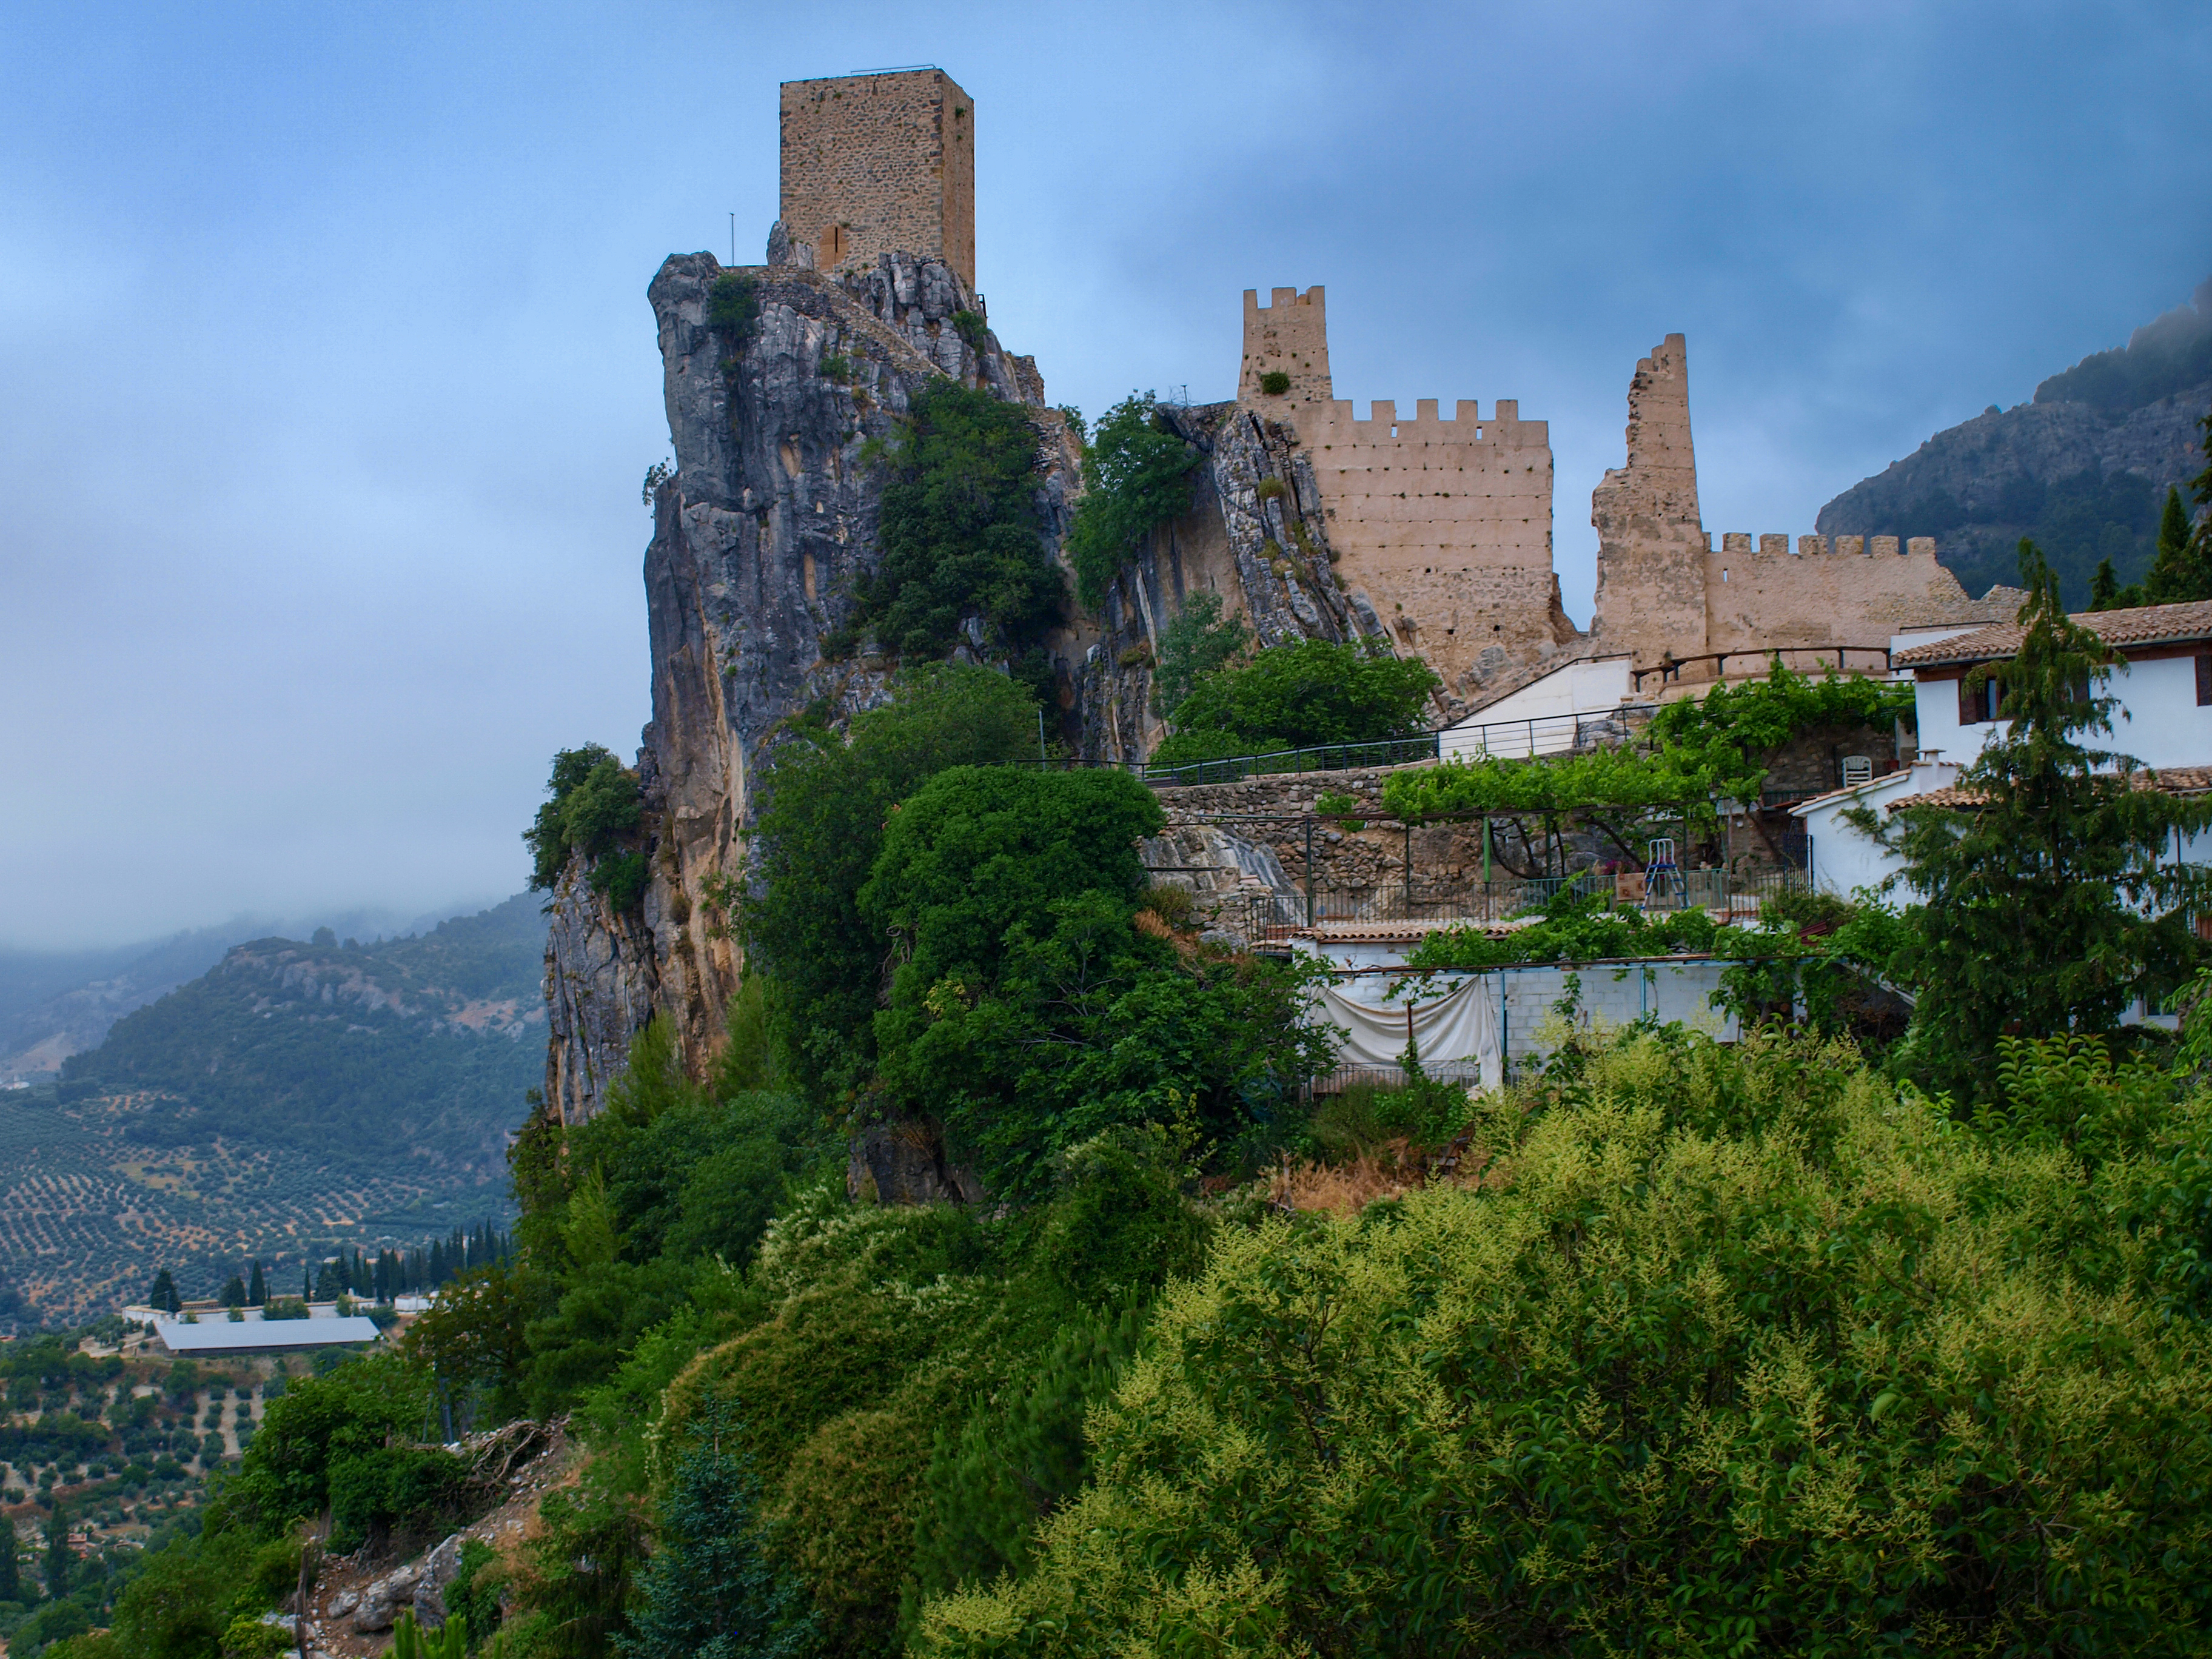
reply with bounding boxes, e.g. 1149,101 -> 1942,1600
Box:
1301,397 -> 1570,709
779,70 -> 976,288
1592,333 -> 1991,679
1239,286 -> 1334,405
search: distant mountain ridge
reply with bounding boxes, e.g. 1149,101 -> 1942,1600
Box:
0,899 -> 507,1084
0,894 -> 544,1325
1818,278 -> 2212,607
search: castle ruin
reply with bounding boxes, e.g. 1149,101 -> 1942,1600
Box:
765,69 -> 1988,714
1589,334 -> 2002,677
779,69 -> 976,287
1242,287 -> 1576,702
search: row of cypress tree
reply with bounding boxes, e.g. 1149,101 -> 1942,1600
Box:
139,1224 -> 512,1312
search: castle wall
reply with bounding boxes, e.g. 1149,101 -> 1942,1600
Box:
1592,335 -> 1978,677
779,70 -> 975,288
1300,397 -> 1569,706
1703,533 -> 1976,657
1235,284 -> 1574,712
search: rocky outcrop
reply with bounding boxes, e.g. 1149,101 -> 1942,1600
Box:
542,243 -> 1082,1122
1819,280 -> 2212,604
1076,403 -> 1400,763
1817,387 -> 2210,601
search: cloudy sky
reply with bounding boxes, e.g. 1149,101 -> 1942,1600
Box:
2,0 -> 2206,948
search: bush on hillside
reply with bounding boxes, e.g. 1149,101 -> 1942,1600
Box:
860,766 -> 1337,1198
524,745 -> 645,896
919,1025 -> 2212,1657
742,664 -> 1042,1101
1063,393 -> 1204,609
839,380 -> 1062,661
1165,635 -> 1439,756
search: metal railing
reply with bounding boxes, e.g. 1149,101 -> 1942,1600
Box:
1138,734 -> 1440,788
1437,705 -> 1656,761
1631,646 -> 1895,692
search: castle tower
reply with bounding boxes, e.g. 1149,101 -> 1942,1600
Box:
779,69 -> 976,288
1589,334 -> 1712,668
1240,287 -> 1333,408
1240,281 -> 1566,705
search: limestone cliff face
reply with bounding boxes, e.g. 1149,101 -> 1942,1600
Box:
1076,403 -> 1404,763
545,259 -> 1429,1119
541,247 -> 1079,1122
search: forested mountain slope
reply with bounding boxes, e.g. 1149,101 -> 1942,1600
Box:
0,897 -> 543,1324
1819,276 -> 2211,605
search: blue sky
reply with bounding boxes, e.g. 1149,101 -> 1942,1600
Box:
1,0 -> 2206,947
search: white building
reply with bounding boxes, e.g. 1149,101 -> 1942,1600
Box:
1794,598 -> 2212,899
1791,759 -> 1961,899
1439,655 -> 1640,760
1898,598 -> 2212,769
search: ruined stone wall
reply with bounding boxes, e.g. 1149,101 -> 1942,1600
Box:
1239,287 -> 1335,405
1702,532 -> 1994,658
1592,334 -> 1984,679
1590,333 -> 1712,670
779,70 -> 976,288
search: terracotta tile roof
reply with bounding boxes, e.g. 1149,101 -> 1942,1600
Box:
1892,599 -> 2212,668
1888,764 -> 2212,812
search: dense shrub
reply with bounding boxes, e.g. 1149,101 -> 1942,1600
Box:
706,272 -> 758,338
742,665 -> 1042,1100
524,746 -> 645,897
860,766 -> 1335,1198
920,1028 -> 2212,1657
841,380 -> 1062,661
1062,394 -> 1203,609
1159,636 -> 1439,759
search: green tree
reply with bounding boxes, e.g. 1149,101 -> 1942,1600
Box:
1156,637 -> 1439,763
843,380 -> 1062,660
917,1028 -> 2212,1658
220,1274 -> 247,1309
2143,481 -> 2212,603
42,1503 -> 68,1600
2089,552 -> 2139,609
861,768 -> 1334,1196
1063,393 -> 1204,609
523,745 -> 644,897
615,1398 -> 815,1659
860,767 -> 1162,1010
246,1262 -> 266,1307
743,664 -> 1041,1099
1872,541 -> 2212,1099
0,1504 -> 19,1603
1148,592 -> 1250,720
144,1268 -> 179,1313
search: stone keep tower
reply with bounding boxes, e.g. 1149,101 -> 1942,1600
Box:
1240,286 -> 1334,406
779,69 -> 976,289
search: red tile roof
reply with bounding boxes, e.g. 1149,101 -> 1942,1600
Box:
1888,764 -> 2212,812
1892,600 -> 2212,668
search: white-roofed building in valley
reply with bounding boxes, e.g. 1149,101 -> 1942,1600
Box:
124,1301 -> 384,1356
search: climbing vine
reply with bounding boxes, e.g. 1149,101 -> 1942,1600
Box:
1382,663 -> 1912,823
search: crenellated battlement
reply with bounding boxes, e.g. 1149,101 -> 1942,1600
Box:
1305,398 -> 1549,451
1232,280 -> 1568,705
1708,540 -> 1937,566
1240,286 -> 1334,406
1711,532 -> 1937,560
